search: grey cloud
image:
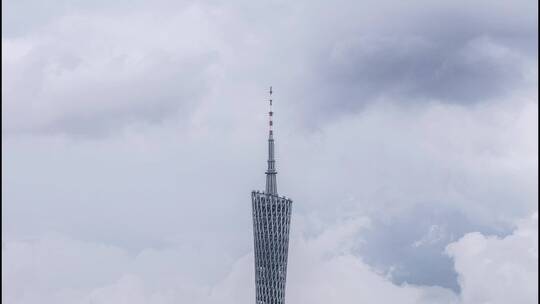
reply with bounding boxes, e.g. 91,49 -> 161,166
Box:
3,0 -> 538,136
3,8 -> 221,137
39,55 -> 213,138
320,35 -> 530,105
280,0 -> 538,120
357,204 -> 511,292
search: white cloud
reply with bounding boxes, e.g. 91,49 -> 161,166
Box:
446,213 -> 539,304
1,234 -> 246,304
286,217 -> 459,303
0,217 -> 456,304
2,212 -> 538,304
412,224 -> 447,248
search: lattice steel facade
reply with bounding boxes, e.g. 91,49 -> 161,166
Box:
252,192 -> 292,304
251,87 -> 293,304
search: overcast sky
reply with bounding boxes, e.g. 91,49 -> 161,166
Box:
2,0 -> 538,303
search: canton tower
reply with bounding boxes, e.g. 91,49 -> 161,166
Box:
251,87 -> 293,304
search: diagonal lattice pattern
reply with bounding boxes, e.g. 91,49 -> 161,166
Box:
252,191 -> 293,304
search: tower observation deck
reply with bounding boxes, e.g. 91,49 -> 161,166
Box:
251,87 -> 293,304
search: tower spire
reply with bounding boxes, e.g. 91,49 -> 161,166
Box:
266,86 -> 277,195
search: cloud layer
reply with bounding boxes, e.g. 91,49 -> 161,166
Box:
2,0 -> 538,303
3,214 -> 537,303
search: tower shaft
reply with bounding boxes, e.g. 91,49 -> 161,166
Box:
252,87 -> 293,304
